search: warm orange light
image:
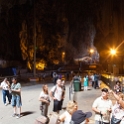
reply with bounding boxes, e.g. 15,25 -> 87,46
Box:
90,49 -> 94,54
110,49 -> 116,55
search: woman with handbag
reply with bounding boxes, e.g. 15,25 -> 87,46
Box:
110,92 -> 124,124
39,84 -> 50,117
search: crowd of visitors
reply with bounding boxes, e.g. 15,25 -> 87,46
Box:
1,71 -> 124,124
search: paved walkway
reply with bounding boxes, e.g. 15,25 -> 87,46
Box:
0,80 -> 115,124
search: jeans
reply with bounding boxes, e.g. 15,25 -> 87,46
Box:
95,120 -> 110,124
2,89 -> 11,104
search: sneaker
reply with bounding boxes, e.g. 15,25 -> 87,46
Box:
12,113 -> 16,117
16,114 -> 20,119
4,103 -> 8,106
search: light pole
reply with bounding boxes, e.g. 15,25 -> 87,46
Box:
33,0 -> 36,77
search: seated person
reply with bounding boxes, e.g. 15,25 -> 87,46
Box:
71,110 -> 92,124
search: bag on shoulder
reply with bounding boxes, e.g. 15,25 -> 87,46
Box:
52,86 -> 57,97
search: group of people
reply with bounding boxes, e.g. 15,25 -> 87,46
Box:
1,73 -> 124,124
39,75 -> 124,124
0,77 -> 22,119
39,78 -> 92,124
92,86 -> 124,124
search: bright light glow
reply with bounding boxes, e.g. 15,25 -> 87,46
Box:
110,49 -> 116,55
90,49 -> 94,53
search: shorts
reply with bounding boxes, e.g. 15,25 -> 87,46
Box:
53,100 -> 62,112
11,95 -> 22,107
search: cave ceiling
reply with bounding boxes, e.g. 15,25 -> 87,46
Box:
0,0 -> 124,66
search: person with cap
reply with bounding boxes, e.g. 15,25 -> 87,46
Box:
71,110 -> 92,124
92,88 -> 113,124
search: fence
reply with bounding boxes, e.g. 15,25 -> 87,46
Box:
101,73 -> 124,92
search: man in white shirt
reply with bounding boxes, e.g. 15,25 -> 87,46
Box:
0,78 -> 11,106
92,88 -> 113,124
50,78 -> 64,113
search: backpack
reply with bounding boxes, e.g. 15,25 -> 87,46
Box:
52,86 -> 57,97
34,115 -> 48,124
52,86 -> 65,99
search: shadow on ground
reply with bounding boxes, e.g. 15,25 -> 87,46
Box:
21,111 -> 35,116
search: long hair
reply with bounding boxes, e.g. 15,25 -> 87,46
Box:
66,101 -> 78,114
42,84 -> 48,94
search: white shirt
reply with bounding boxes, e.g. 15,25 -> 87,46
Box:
1,81 -> 9,90
59,111 -> 71,124
51,85 -> 63,101
39,91 -> 50,101
91,75 -> 94,81
112,102 -> 124,119
92,96 -> 113,123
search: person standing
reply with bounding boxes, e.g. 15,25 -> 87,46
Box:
50,78 -> 64,114
111,92 -> 124,124
83,75 -> 88,91
91,74 -> 95,88
10,77 -> 22,119
52,72 -> 58,85
0,78 -> 11,106
92,88 -> 113,124
94,74 -> 99,89
39,84 -> 50,117
114,81 -> 122,94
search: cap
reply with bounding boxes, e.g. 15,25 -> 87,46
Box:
72,110 -> 92,124
101,88 -> 108,93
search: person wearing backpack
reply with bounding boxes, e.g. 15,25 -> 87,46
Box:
50,78 -> 64,114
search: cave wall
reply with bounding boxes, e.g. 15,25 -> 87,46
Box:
0,0 -> 124,68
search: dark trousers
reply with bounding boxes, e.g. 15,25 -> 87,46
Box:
92,81 -> 94,87
94,80 -> 98,89
53,100 -> 62,112
2,89 -> 11,104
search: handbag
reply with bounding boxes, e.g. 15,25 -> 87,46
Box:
111,116 -> 121,124
40,104 -> 44,111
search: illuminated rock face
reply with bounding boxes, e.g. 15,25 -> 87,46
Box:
0,0 -> 124,69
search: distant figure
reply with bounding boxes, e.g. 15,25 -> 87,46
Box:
66,71 -> 70,81
10,77 -> 22,119
83,75 -> 88,91
94,74 -> 99,89
52,72 -> 58,85
91,74 -> 95,87
39,84 -> 50,117
114,81 -> 122,94
0,78 -> 11,106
